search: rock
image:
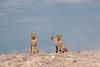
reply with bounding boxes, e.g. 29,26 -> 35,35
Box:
51,55 -> 55,59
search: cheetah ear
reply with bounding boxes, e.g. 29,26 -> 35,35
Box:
51,36 -> 54,40
57,34 -> 62,39
57,34 -> 62,41
31,32 -> 36,36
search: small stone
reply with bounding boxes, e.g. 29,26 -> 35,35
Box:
51,55 -> 55,59
39,63 -> 42,66
73,60 -> 77,62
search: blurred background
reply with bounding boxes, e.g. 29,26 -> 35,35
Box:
0,0 -> 100,53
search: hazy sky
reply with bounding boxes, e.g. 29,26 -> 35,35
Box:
0,0 -> 100,53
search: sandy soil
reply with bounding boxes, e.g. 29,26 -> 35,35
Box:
0,51 -> 100,67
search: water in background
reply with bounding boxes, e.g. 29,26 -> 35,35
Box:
0,1 -> 100,53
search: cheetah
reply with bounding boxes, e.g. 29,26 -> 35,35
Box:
51,34 -> 68,53
29,32 -> 39,54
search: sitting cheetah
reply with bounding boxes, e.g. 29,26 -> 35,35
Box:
29,32 -> 39,54
51,34 -> 68,53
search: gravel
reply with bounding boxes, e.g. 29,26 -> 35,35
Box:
0,51 -> 100,67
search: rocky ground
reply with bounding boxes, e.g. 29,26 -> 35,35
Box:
0,51 -> 100,67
